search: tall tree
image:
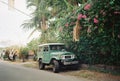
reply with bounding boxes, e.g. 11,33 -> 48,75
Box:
22,0 -> 49,34
22,0 -> 84,43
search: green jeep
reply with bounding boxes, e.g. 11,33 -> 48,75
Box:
37,43 -> 79,73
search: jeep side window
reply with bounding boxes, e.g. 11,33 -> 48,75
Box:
50,45 -> 66,51
43,46 -> 49,51
57,46 -> 61,50
52,46 -> 56,50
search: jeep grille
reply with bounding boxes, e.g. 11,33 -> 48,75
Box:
65,55 -> 71,59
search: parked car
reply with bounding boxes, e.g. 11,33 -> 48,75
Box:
37,43 -> 79,73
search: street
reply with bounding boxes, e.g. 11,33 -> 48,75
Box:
0,60 -> 86,81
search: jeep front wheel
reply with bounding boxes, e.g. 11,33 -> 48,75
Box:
52,60 -> 60,73
39,59 -> 45,70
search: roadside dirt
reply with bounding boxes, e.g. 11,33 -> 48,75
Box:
60,69 -> 120,81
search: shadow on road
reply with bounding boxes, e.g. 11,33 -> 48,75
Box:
44,66 -> 80,73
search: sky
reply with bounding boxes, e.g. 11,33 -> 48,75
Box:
0,0 -> 39,47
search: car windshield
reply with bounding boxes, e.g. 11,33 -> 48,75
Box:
50,45 -> 66,51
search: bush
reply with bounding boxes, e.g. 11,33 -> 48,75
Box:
58,0 -> 120,66
19,47 -> 28,62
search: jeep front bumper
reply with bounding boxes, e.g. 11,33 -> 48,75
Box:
60,59 -> 79,65
63,61 -> 78,65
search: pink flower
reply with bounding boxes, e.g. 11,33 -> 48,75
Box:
82,15 -> 87,18
84,4 -> 91,10
77,14 -> 87,20
65,23 -> 69,27
94,18 -> 99,24
77,14 -> 82,20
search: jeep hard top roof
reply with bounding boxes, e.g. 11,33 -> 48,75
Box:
38,43 -> 64,47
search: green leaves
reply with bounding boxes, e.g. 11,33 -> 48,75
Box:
20,47 -> 28,55
57,0 -> 120,65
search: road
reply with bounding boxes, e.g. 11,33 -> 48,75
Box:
0,60 -> 87,81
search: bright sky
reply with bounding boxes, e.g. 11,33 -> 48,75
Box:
0,0 -> 39,47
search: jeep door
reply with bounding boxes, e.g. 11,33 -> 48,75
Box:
43,46 -> 50,63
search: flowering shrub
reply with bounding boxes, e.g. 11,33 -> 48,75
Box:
58,0 -> 120,65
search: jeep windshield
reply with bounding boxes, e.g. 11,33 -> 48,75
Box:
50,45 -> 66,51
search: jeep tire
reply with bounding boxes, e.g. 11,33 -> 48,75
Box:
53,60 -> 60,73
39,59 -> 45,70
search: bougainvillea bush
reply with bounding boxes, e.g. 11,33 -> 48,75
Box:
58,0 -> 120,65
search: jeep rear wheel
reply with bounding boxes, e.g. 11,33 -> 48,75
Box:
39,59 -> 45,70
52,60 -> 60,73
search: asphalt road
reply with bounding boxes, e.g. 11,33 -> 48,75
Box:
0,60 -> 86,81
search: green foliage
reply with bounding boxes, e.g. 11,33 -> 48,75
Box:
27,39 -> 39,51
20,47 -> 28,56
57,0 -> 120,66
19,47 -> 29,62
38,28 -> 61,44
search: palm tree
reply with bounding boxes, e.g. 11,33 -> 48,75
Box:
22,0 -> 77,30
22,0 -> 84,42
22,0 -> 49,35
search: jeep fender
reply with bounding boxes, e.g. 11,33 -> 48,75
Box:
52,55 -> 61,60
50,58 -> 60,64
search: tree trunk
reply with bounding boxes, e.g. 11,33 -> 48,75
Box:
41,16 -> 47,31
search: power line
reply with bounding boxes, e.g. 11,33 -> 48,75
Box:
0,0 -> 31,17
